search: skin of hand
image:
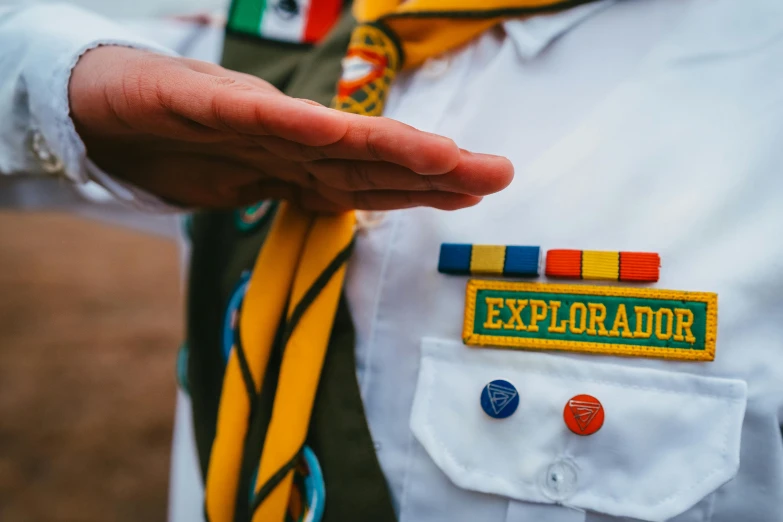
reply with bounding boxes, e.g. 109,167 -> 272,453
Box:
68,46 -> 514,211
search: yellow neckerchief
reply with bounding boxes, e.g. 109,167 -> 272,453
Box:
206,1 -> 599,521
356,0 -> 599,69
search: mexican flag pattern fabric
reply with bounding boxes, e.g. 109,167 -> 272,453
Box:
228,0 -> 343,44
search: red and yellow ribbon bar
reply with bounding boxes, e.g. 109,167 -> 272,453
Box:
546,250 -> 660,282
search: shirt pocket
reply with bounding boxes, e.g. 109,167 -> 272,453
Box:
406,338 -> 747,522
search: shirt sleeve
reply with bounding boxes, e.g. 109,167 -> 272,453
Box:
0,2 -> 180,212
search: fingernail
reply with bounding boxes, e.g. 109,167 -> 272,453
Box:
461,149 -> 508,160
427,133 -> 457,146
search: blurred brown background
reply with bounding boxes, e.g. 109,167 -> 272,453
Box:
0,212 -> 182,522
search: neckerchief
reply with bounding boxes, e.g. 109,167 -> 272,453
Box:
206,1 -> 601,521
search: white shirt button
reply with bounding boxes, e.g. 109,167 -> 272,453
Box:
542,459 -> 578,502
30,130 -> 64,175
421,56 -> 451,78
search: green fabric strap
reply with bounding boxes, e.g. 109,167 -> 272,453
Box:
186,6 -> 397,522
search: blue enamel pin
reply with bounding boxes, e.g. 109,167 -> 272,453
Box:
480,379 -> 520,419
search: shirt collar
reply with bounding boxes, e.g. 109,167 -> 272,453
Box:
503,0 -> 616,60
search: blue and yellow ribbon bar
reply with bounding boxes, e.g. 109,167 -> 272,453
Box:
438,244 -> 540,277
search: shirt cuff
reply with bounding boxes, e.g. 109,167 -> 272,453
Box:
14,3 -> 176,184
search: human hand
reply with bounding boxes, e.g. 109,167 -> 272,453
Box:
69,47 -> 513,211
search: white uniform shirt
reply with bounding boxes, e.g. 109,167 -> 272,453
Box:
348,1 -> 783,521
2,1 -> 782,521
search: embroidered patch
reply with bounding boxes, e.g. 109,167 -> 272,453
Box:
227,0 -> 342,44
546,250 -> 660,282
337,48 -> 388,98
463,280 -> 717,361
332,24 -> 400,116
438,244 -> 540,277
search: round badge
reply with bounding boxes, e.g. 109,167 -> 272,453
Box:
563,394 -> 604,436
235,201 -> 273,232
222,271 -> 252,363
249,446 -> 325,522
480,379 -> 519,419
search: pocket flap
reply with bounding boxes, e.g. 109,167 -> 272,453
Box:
410,338 -> 747,521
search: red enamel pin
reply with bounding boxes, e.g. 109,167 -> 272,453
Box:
564,394 -> 604,436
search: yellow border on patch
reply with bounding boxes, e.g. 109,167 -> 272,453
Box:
463,280 -> 718,362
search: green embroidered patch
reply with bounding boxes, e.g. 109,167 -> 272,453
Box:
463,280 -> 717,361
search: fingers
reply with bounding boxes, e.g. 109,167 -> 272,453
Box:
442,149 -> 514,194
256,114 -> 461,175
303,150 -> 513,195
315,186 -> 483,211
100,148 -> 485,211
195,139 -> 513,196
197,177 -> 481,213
331,115 -> 461,174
